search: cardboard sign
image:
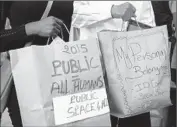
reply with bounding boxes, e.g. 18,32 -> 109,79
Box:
53,88 -> 109,125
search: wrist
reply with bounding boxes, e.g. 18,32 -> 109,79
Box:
25,21 -> 39,36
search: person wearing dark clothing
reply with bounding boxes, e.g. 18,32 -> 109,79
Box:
0,1 -> 73,52
0,1 -> 73,127
151,1 -> 173,37
0,24 -> 28,52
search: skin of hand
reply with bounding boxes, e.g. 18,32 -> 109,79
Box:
111,2 -> 136,21
25,16 -> 63,37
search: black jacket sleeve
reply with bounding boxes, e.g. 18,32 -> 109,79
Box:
0,1 -> 28,52
151,1 -> 173,37
0,25 -> 28,52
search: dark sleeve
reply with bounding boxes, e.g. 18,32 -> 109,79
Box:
0,25 -> 28,52
151,1 -> 173,37
0,1 -> 28,52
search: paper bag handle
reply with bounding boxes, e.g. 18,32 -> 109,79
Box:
132,17 -> 142,30
47,22 -> 70,45
41,1 -> 53,20
121,17 -> 142,32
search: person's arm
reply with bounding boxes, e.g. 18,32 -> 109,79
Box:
0,16 -> 63,52
0,1 -> 28,52
0,25 -> 28,52
71,1 -> 136,28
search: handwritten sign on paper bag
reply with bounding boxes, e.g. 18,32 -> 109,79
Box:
50,38 -> 105,96
113,31 -> 170,112
49,38 -> 110,125
98,25 -> 171,117
53,88 -> 109,125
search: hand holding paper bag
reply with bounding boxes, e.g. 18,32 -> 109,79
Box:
111,2 -> 136,21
